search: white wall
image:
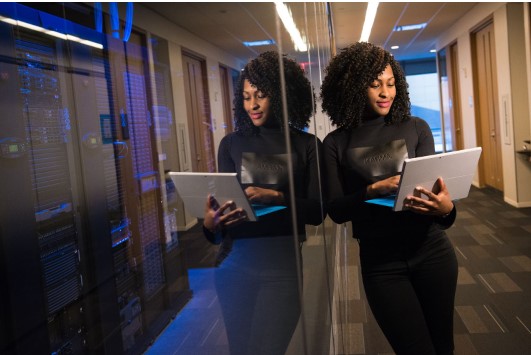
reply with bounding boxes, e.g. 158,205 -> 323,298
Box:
493,5 -> 518,204
504,3 -> 531,207
436,2 -> 531,207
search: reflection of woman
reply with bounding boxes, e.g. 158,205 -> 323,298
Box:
321,42 -> 457,355
203,51 -> 324,354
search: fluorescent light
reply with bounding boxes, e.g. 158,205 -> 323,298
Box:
391,45 -> 399,50
430,49 -> 437,53
274,1 -> 308,52
78,39 -> 104,49
0,15 -> 103,49
0,16 -> 17,25
10,19 -> 43,32
243,40 -> 276,47
360,1 -> 379,42
46,30 -> 68,40
394,23 -> 427,32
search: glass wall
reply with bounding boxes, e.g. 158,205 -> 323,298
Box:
0,3 -> 335,355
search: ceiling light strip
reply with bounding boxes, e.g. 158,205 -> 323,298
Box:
274,1 -> 308,52
360,1 -> 379,42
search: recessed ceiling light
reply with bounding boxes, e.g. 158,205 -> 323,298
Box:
393,23 -> 427,32
243,40 -> 276,47
430,49 -> 437,53
391,45 -> 399,50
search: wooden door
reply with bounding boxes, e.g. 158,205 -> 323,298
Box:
438,42 -> 463,152
449,43 -> 464,150
219,65 -> 234,133
182,53 -> 215,172
473,21 -> 504,190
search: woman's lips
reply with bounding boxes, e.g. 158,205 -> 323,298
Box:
377,101 -> 391,108
250,112 -> 263,120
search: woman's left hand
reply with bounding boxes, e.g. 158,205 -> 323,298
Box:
403,177 -> 454,216
244,186 -> 285,205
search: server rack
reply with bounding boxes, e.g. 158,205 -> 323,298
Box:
0,3 -> 191,354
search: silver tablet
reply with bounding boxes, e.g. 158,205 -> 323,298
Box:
366,147 -> 482,211
169,172 -> 287,221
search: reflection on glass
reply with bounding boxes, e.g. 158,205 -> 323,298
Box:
0,2 -> 333,354
198,50 -> 323,354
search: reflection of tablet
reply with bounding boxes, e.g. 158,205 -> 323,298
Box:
366,147 -> 482,211
169,172 -> 286,222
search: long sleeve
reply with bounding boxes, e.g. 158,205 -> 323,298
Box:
413,116 -> 436,157
323,132 -> 367,224
217,134 -> 236,173
292,134 -> 325,226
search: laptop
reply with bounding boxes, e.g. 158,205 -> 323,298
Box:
169,172 -> 286,222
366,147 -> 482,211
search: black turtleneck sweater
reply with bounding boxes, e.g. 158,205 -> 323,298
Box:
323,116 -> 456,257
217,126 -> 324,239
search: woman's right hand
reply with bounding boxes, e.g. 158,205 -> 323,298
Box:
366,175 -> 401,199
203,194 -> 248,233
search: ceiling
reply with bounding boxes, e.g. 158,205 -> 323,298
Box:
142,2 -> 478,65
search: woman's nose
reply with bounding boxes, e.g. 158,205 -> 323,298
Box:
379,86 -> 389,98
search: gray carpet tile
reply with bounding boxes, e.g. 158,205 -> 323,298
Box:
145,187 -> 531,354
449,187 -> 531,355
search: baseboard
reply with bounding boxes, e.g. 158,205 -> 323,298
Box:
504,196 -> 531,208
177,218 -> 198,232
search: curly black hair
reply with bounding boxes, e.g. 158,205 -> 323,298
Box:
320,42 -> 411,129
233,51 -> 315,135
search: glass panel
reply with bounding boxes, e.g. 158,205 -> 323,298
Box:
274,5 -> 334,354
0,2 -> 332,355
438,47 -> 453,152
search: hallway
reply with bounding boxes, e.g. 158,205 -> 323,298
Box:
145,186 -> 531,354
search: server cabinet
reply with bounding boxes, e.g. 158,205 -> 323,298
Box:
0,3 -> 191,354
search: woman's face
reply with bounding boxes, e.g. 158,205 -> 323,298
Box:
243,79 -> 271,127
366,64 -> 396,118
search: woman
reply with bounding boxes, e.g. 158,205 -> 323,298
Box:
203,51 -> 324,354
321,42 -> 458,355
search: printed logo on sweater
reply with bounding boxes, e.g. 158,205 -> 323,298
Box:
346,139 -> 408,181
241,152 -> 291,185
